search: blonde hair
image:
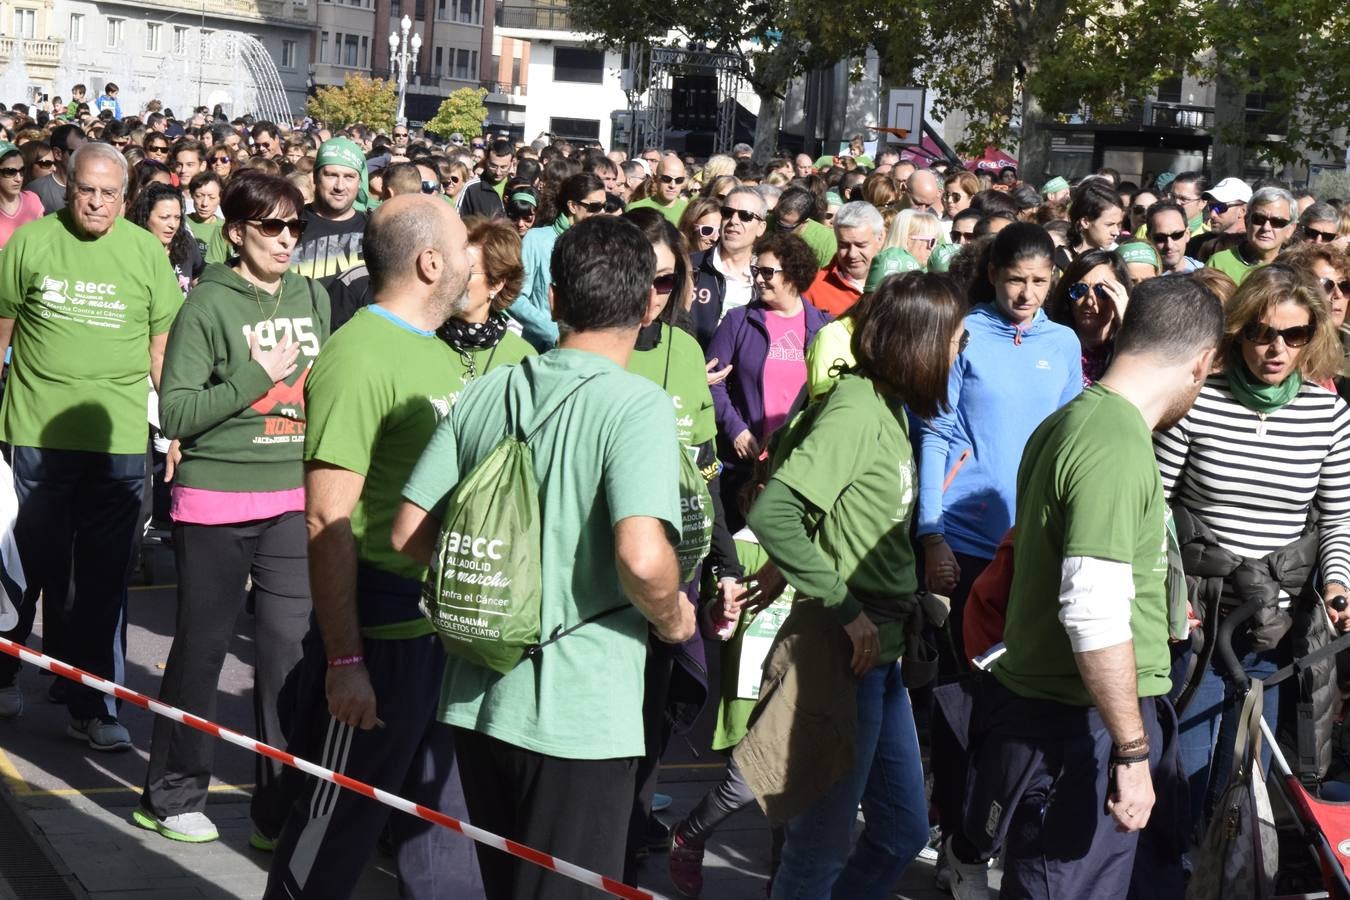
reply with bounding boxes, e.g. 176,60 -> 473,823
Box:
702,154 -> 736,180
1223,263 -> 1341,382
883,209 -> 942,252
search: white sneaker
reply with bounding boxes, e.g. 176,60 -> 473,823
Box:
67,716 -> 132,751
944,836 -> 992,900
132,808 -> 219,843
0,684 -> 21,719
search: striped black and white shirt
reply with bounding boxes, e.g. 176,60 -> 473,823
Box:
1153,373 -> 1350,589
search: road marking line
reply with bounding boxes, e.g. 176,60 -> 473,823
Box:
19,782 -> 254,798
0,746 -> 33,796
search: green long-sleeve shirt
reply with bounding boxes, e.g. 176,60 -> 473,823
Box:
159,263 -> 332,491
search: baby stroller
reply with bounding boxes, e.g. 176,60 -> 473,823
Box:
1212,593 -> 1350,900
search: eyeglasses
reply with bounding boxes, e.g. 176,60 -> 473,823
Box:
1321,278 -> 1350,296
1241,321 -> 1315,348
1305,227 -> 1339,243
908,235 -> 937,250
393,131 -> 408,138
572,200 -> 605,214
1207,200 -> 1242,216
749,265 -> 778,281
1067,282 -> 1114,304
247,218 -> 306,238
1151,229 -> 1188,244
721,206 -> 763,223
951,229 -> 976,243
697,224 -> 718,237
1131,205 -> 1148,216
34,159 -> 54,168
146,145 -> 168,154
658,174 -> 686,185
1251,212 -> 1291,230
1172,193 -> 1202,205
943,192 -> 966,203
652,274 -> 676,295
74,183 -> 121,202
957,329 -> 971,352
210,156 -> 231,165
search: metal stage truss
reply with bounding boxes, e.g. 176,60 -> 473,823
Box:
627,45 -> 742,156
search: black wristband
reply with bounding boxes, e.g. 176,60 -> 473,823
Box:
1110,751 -> 1150,767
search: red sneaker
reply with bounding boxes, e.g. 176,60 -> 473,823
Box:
668,824 -> 705,898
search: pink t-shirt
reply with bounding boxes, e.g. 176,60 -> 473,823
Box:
0,191 -> 44,249
760,305 -> 807,439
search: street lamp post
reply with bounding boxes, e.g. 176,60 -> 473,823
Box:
389,14 -> 422,125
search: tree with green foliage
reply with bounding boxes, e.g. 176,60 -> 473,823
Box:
306,74 -> 397,132
425,88 -> 489,141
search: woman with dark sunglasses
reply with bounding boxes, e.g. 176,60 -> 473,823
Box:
18,139 -> 54,188
136,173 -> 331,848
503,183 -> 538,237
0,144 -> 44,249
1155,263 -> 1350,839
207,150 -> 234,180
1277,242 -> 1350,394
679,196 -> 722,253
513,171 -> 605,351
1045,248 -> 1134,386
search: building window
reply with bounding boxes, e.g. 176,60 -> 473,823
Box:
173,26 -> 187,55
202,28 -> 215,59
553,47 -> 603,84
549,117 -> 599,142
433,46 -> 443,77
454,0 -> 480,24
146,22 -> 162,53
107,17 -> 124,48
359,35 -> 369,68
69,13 -> 84,45
342,34 -> 359,67
511,56 -> 521,86
281,39 -> 297,68
1156,76 -> 1183,105
390,0 -> 401,15
453,48 -> 472,80
14,9 -> 35,39
436,0 -> 447,19
319,31 -> 329,63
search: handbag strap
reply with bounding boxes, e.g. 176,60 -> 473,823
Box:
1230,687 -> 1264,782
506,372 -> 600,441
523,604 -> 633,658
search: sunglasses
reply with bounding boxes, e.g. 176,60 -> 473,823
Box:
572,199 -> 605,214
943,192 -> 966,203
247,218 -> 306,238
1207,200 -> 1242,216
1305,227 -> 1339,243
1251,212 -> 1291,230
658,174 -> 686,185
1241,321 -> 1315,348
210,156 -> 231,164
1131,205 -> 1148,216
421,181 -> 440,194
1321,278 -> 1350,296
696,224 -> 718,237
34,158 -> 54,168
909,235 -> 937,249
652,273 -> 676,295
507,210 -> 535,222
146,146 -> 168,154
952,230 -> 976,243
1151,229 -> 1188,244
1067,282 -> 1114,304
447,175 -> 462,184
721,206 -> 763,223
957,329 -> 971,352
0,167 -> 22,179
749,265 -> 778,281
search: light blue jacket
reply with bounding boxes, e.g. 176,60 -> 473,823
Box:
508,216 -> 567,351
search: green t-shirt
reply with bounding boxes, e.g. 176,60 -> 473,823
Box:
626,196 -> 687,226
628,323 -> 716,447
1206,246 -> 1260,286
447,330 -> 536,407
805,317 -> 855,400
403,349 -> 683,760
769,374 -> 917,660
798,219 -> 839,270
204,227 -> 231,265
993,384 -> 1171,706
303,305 -> 462,602
186,216 -> 223,260
0,211 -> 183,454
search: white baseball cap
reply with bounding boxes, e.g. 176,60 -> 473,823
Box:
1204,177 -> 1252,206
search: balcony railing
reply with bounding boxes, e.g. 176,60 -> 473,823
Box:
1148,102 -> 1215,129
496,4 -> 574,31
480,80 -> 526,96
0,37 -> 62,61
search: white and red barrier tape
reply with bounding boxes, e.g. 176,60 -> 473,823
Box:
0,636 -> 656,900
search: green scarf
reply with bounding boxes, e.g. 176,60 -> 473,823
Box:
552,213 -> 571,236
1224,364 -> 1302,414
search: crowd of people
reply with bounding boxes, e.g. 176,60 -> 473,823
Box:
0,85 -> 1347,900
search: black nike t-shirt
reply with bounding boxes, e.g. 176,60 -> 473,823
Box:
290,206 -> 367,287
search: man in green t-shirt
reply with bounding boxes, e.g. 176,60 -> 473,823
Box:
263,194 -> 483,900
948,277 -> 1223,899
1205,185 -> 1298,287
0,142 -> 182,749
627,154 -> 690,225
392,215 -> 694,898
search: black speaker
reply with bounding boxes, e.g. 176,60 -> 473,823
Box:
671,74 -> 717,131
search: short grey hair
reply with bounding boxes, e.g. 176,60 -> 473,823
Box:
753,184 -> 780,205
1301,201 -> 1339,228
727,185 -> 767,215
69,141 -> 129,190
1251,185 -> 1297,220
833,201 -> 884,237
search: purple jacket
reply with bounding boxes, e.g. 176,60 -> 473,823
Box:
706,299 -> 830,457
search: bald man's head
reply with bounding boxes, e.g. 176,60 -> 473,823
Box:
365,194 -> 469,322
907,170 -> 942,214
655,154 -> 687,202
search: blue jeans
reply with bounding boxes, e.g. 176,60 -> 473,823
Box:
1172,639 -> 1281,835
771,662 -> 928,900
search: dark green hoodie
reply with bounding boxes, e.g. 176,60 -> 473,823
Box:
159,262 -> 332,492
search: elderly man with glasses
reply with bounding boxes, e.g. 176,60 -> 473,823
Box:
1207,185 -> 1299,286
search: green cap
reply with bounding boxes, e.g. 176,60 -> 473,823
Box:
1117,241 -> 1160,271
1040,176 -> 1069,197
825,191 -> 844,208
864,247 -> 922,292
814,155 -> 836,169
928,241 -> 961,273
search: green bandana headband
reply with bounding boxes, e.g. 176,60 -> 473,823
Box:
316,137 -> 371,212
1040,176 -> 1069,196
825,191 -> 844,207
1117,241 -> 1160,270
509,191 -> 537,207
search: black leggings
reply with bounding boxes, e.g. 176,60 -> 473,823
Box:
140,510 -> 311,834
